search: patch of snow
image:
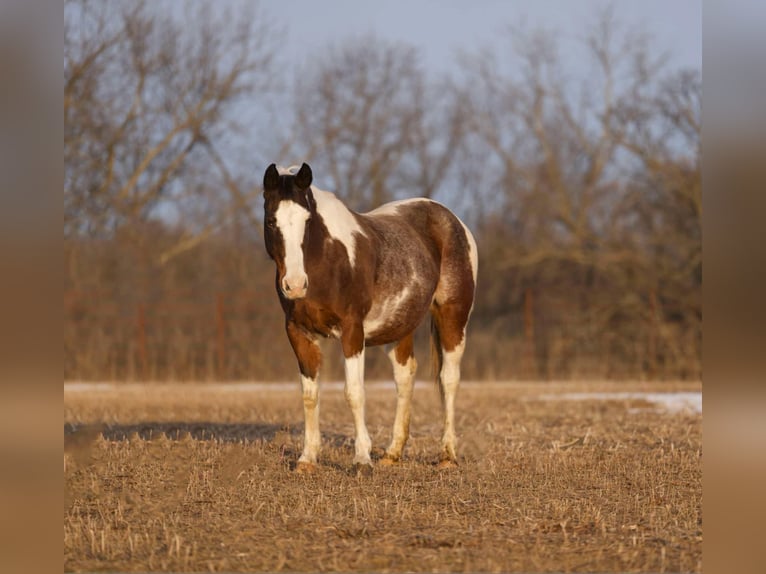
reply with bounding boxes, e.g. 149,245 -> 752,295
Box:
536,391 -> 702,414
64,382 -> 118,392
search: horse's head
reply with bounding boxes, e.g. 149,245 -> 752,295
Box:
262,162 -> 316,300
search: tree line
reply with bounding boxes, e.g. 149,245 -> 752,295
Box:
65,1 -> 700,382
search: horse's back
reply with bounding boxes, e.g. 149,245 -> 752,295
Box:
365,198 -> 477,305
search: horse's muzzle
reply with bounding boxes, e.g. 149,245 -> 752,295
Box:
281,274 -> 309,299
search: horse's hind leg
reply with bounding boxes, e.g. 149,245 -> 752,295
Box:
431,301 -> 471,467
381,334 -> 417,465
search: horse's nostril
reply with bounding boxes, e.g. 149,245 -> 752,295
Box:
282,276 -> 307,297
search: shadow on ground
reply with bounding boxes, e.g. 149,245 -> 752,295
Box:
63,422 -> 432,473
64,421 -> 291,443
63,421 -> 362,450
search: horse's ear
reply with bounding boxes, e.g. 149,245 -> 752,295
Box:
295,162 -> 313,190
263,163 -> 279,195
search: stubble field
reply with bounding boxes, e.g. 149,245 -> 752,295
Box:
64,380 -> 701,573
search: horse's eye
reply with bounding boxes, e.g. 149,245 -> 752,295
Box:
266,219 -> 276,230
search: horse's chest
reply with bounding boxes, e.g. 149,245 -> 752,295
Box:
289,302 -> 341,338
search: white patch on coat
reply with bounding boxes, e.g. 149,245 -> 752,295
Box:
275,200 -> 310,286
457,218 -> 478,284
366,197 -> 431,217
363,287 -> 411,338
312,187 -> 365,268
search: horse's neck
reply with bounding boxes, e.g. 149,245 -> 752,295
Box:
312,187 -> 368,268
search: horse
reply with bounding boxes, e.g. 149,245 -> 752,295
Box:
262,163 -> 477,474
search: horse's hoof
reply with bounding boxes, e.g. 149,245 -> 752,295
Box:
378,455 -> 400,467
371,446 -> 387,459
295,461 -> 318,474
437,458 -> 459,470
353,462 -> 374,477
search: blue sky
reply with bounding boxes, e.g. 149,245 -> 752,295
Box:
260,0 -> 701,75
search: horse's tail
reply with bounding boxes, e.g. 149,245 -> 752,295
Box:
430,315 -> 444,405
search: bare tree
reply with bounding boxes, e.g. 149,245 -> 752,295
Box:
612,68 -> 702,375
458,8 -> 700,379
284,37 -> 465,211
64,0 -> 274,242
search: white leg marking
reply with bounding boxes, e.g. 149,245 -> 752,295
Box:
343,350 -> 371,465
386,349 -> 416,460
298,374 -> 320,464
440,336 -> 465,461
275,201 -> 310,296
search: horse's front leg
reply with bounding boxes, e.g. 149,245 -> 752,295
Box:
341,322 -> 372,474
286,322 -> 322,472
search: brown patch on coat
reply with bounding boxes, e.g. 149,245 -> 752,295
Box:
393,333 -> 414,365
431,301 -> 469,352
286,321 -> 321,379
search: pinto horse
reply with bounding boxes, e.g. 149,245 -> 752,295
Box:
262,163 -> 477,474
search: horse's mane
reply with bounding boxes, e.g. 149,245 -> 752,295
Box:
276,165 -> 302,176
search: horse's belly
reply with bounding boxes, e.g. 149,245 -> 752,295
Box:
362,286 -> 431,345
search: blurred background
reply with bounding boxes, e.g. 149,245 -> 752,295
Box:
64,0 -> 701,383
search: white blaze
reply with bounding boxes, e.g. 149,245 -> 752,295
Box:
275,200 -> 310,288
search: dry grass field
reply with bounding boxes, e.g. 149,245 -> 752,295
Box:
64,380 -> 701,573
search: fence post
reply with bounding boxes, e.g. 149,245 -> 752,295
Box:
136,302 -> 147,380
648,289 -> 658,379
216,293 -> 226,379
523,287 -> 537,378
